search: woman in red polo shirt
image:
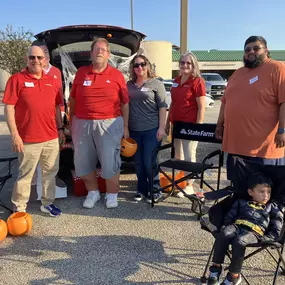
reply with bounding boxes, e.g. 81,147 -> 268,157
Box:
166,51 -> 206,196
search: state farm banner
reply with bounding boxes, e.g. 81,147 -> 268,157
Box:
173,121 -> 222,144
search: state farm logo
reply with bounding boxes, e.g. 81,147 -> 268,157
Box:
180,128 -> 215,137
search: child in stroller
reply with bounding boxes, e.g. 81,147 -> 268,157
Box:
207,172 -> 284,285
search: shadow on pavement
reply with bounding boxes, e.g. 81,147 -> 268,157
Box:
0,235 -> 200,285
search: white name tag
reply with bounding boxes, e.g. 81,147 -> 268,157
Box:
83,80 -> 92,86
249,76 -> 258,84
172,83 -> 179,87
25,82 -> 34,87
141,87 -> 149,92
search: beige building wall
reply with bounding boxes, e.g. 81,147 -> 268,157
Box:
0,69 -> 10,91
141,41 -> 172,79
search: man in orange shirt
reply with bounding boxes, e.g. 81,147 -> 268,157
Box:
69,38 -> 129,209
216,36 -> 285,180
3,46 -> 65,216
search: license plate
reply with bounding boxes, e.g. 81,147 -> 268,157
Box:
216,91 -> 222,95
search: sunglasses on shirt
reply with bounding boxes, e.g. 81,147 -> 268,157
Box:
28,55 -> 45,61
244,46 -> 265,53
133,62 -> 147,68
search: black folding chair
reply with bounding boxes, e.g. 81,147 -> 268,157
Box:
150,122 -> 223,211
199,156 -> 285,285
0,157 -> 17,213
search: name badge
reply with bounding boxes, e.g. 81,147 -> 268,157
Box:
172,83 -> 179,87
25,82 -> 34,87
83,80 -> 92,86
249,76 -> 258,84
141,87 -> 149,92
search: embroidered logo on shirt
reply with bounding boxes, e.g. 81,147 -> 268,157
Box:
106,80 -> 111,83
25,82 -> 34,87
45,84 -> 53,87
54,75 -> 57,79
141,87 -> 149,92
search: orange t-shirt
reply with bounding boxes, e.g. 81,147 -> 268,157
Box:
222,59 -> 285,158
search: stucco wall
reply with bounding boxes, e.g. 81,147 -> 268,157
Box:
141,41 -> 172,79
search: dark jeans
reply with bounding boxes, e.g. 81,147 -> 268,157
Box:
213,224 -> 259,274
227,153 -> 285,180
130,128 -> 161,196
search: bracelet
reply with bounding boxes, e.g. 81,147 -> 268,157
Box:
277,128 -> 285,134
57,127 -> 64,131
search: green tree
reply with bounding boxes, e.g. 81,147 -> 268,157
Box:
0,25 -> 33,74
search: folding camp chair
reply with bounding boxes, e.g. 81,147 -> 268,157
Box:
150,122 -> 223,210
0,157 -> 17,213
199,156 -> 285,285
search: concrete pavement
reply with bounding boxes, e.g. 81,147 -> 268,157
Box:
0,96 -> 284,285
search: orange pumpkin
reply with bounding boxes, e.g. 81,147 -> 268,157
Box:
7,212 -> 32,236
0,219 -> 8,241
160,171 -> 187,193
121,138 -> 138,157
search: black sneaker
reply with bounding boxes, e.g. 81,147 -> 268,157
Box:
221,273 -> 241,285
146,191 -> 163,204
207,265 -> 223,285
134,193 -> 144,202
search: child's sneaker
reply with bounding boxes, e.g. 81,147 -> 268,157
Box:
221,273 -> 241,285
40,204 -> 62,217
207,265 -> 223,285
83,190 -> 101,208
146,191 -> 163,204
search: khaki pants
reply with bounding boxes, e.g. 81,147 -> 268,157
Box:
174,139 -> 198,162
12,138 -> 59,211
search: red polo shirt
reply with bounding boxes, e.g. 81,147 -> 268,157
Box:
170,76 -> 206,123
70,64 -> 129,119
2,68 -> 63,143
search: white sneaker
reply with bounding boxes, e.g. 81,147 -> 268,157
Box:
105,193 -> 118,209
83,190 -> 101,208
176,185 -> 195,198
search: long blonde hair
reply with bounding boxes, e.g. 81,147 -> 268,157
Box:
179,51 -> 201,78
128,55 -> 156,82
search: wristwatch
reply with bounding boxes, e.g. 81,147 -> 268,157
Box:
277,128 -> 285,134
57,127 -> 64,131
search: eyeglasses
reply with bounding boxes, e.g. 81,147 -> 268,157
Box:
133,62 -> 147,68
28,55 -> 45,61
244,46 -> 265,53
93,47 -> 109,53
180,61 -> 192,66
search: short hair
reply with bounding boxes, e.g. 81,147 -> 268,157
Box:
31,40 -> 49,58
179,51 -> 202,78
128,54 -> 156,82
248,172 -> 273,190
90,38 -> 110,52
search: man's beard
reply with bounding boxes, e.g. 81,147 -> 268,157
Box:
243,54 -> 266,69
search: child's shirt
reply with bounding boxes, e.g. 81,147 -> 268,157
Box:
224,199 -> 284,240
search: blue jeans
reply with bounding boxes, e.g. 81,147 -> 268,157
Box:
130,128 -> 161,196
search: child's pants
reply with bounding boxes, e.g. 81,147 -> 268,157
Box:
213,224 -> 260,273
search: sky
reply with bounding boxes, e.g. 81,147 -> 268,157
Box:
0,0 -> 285,51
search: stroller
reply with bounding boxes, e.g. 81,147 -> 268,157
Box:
198,156 -> 285,285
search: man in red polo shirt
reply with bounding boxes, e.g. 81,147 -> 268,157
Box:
30,40 -> 66,188
69,38 -> 129,209
2,46 -> 65,216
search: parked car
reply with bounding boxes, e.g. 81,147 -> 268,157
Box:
163,81 -> 215,110
201,73 -> 227,97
